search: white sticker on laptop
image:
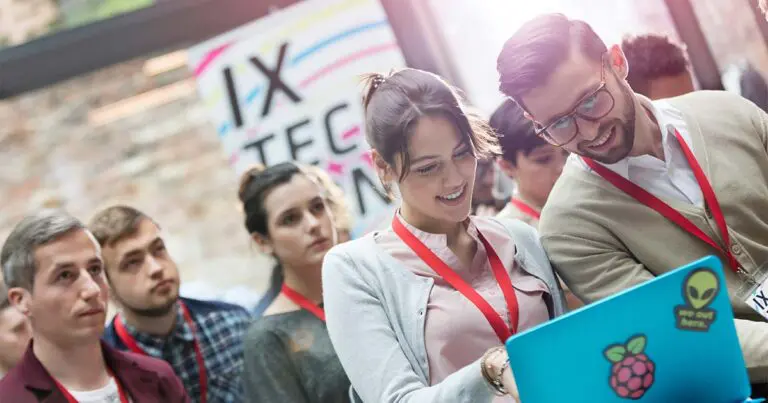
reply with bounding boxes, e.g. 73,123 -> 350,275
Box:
744,279 -> 768,321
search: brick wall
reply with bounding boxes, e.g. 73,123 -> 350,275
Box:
0,54 -> 272,302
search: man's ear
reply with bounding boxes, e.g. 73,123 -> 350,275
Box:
608,44 -> 629,80
8,287 -> 31,317
497,157 -> 518,180
250,233 -> 274,256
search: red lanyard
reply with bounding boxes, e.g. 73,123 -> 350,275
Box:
392,216 -> 519,342
510,198 -> 541,220
114,302 -> 207,403
281,284 -> 326,321
582,129 -> 741,275
52,368 -> 129,403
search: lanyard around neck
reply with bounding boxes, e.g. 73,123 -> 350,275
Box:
281,284 -> 326,321
509,198 -> 541,220
392,215 -> 519,342
582,128 -> 741,275
114,301 -> 208,403
52,367 -> 129,403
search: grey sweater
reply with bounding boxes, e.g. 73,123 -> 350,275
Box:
322,217 -> 566,403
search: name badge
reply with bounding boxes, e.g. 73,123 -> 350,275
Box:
744,275 -> 768,320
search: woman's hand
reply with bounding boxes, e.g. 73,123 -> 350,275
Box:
481,347 -> 520,402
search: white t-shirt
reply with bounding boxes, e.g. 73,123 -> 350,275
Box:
66,378 -> 132,403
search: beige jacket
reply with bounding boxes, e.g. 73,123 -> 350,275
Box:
540,91 -> 768,382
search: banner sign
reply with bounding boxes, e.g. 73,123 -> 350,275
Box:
188,0 -> 405,236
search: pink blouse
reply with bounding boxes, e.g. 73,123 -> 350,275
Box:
374,214 -> 551,396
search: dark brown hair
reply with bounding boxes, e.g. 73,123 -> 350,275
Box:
361,68 -> 499,184
497,14 -> 607,102
238,162 -> 305,237
621,34 -> 690,96
490,99 -> 547,165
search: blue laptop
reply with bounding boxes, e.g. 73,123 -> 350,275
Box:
505,255 -> 764,403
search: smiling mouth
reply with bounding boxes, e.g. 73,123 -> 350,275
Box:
588,126 -> 615,149
438,185 -> 466,201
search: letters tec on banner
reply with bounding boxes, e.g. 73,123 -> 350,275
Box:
187,0 -> 406,237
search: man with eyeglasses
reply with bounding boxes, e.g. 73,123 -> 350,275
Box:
497,13 -> 768,391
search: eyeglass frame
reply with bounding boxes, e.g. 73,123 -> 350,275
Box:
528,56 -> 616,147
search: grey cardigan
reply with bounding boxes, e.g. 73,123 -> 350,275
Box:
322,217 -> 567,403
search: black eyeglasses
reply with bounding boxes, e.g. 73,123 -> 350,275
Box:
532,60 -> 616,147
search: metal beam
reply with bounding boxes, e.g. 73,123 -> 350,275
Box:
0,0 -> 298,99
663,0 -> 723,90
747,0 -> 768,48
378,0 -> 461,87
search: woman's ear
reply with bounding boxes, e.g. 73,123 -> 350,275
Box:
250,233 -> 274,256
372,150 -> 396,185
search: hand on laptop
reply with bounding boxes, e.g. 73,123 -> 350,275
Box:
502,365 -> 520,402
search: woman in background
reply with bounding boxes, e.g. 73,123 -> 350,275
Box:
251,163 -> 354,317
239,162 -> 351,403
322,68 -> 567,403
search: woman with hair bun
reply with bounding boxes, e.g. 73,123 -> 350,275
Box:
238,162 -> 352,403
322,69 -> 567,403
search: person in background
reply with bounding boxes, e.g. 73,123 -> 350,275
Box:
497,13 -> 768,392
237,162 -> 352,403
723,61 -> 768,113
322,68 -> 567,403
491,99 -> 568,228
304,164 -> 355,242
621,33 -> 695,100
471,159 -> 504,216
91,205 -> 252,403
490,100 -> 581,310
0,279 -> 31,378
0,210 -> 189,402
251,163 -> 354,318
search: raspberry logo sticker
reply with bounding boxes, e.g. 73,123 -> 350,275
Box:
674,268 -> 719,331
604,334 -> 655,400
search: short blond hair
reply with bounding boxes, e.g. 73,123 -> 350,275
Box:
303,165 -> 354,234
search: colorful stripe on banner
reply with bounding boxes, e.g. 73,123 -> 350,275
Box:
193,0 -> 369,77
298,43 -> 398,88
240,20 -> 388,107
195,43 -> 234,77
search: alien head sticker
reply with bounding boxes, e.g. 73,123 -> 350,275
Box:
674,268 -> 720,331
604,334 -> 655,399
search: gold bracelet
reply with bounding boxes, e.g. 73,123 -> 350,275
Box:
480,348 -> 508,396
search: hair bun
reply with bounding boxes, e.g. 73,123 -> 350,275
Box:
238,163 -> 267,203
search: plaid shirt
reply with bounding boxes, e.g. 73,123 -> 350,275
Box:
109,298 -> 252,403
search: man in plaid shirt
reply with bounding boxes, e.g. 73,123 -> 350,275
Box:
90,205 -> 253,403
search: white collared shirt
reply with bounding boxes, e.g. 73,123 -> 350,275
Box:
573,99 -> 703,206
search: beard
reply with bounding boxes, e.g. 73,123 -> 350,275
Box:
576,82 -> 637,164
116,295 -> 177,318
